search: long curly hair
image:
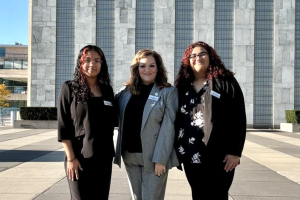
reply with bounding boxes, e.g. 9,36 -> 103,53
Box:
70,45 -> 111,103
126,49 -> 171,95
175,41 -> 234,92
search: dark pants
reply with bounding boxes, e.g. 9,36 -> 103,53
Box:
183,162 -> 235,200
64,156 -> 113,200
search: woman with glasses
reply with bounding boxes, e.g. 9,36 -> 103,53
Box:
114,49 -> 179,200
174,41 -> 246,200
58,45 -> 118,200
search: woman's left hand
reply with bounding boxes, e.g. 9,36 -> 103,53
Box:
223,154 -> 240,172
155,163 -> 166,177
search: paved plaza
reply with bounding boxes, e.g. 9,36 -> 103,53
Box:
0,126 -> 299,200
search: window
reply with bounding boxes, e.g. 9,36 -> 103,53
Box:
254,0 -> 274,127
214,0 -> 234,71
136,0 -> 154,52
174,0 -> 194,77
96,0 -> 115,86
0,48 -> 5,57
56,0 -> 75,105
4,60 -> 13,69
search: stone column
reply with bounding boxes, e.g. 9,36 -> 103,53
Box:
29,0 -> 56,106
194,0 -> 215,46
234,0 -> 255,127
154,0 -> 175,85
74,0 -> 97,56
114,0 -> 136,91
274,0 -> 295,126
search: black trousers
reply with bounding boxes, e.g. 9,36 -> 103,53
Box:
64,155 -> 113,200
183,162 -> 235,200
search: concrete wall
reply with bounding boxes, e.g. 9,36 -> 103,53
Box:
274,0 -> 295,125
114,0 -> 136,91
234,0 -> 255,126
29,0 -> 56,107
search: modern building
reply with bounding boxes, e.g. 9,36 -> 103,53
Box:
29,0 -> 299,128
0,44 -> 28,112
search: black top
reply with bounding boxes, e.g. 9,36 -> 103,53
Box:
177,82 -> 209,164
122,83 -> 154,153
57,81 -> 118,158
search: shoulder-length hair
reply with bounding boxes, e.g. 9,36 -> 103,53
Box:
126,49 -> 171,95
71,45 -> 111,103
174,41 -> 234,89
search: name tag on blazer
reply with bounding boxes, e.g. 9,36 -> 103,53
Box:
104,101 -> 113,106
148,95 -> 159,101
210,90 -> 221,99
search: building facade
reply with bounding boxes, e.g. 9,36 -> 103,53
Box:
29,0 -> 298,128
0,44 -> 28,111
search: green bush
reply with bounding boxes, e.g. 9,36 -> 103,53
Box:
285,110 -> 300,123
20,107 -> 57,120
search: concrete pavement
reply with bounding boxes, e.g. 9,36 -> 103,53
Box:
0,126 -> 299,200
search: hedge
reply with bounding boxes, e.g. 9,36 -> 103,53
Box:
285,110 -> 300,124
20,107 -> 57,120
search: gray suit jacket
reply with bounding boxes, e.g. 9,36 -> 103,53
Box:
113,83 -> 179,172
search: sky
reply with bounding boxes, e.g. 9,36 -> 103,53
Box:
0,0 -> 29,45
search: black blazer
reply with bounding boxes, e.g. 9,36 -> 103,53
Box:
57,81 -> 118,158
175,76 -> 246,165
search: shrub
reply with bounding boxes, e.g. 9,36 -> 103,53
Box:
285,110 -> 300,123
20,107 -> 57,120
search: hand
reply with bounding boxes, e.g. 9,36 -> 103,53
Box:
223,155 -> 240,172
67,158 -> 83,181
155,163 -> 166,177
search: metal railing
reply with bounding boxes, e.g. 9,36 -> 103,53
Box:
0,53 -> 28,58
5,86 -> 27,94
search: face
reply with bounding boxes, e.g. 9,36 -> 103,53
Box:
189,46 -> 210,74
138,55 -> 158,85
82,50 -> 102,78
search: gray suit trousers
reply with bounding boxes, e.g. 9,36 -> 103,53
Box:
123,151 -> 169,200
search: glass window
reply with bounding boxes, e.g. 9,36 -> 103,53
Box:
135,0 -> 154,52
96,0 -> 115,86
0,65 -> 3,69
56,0 -> 75,105
4,60 -> 13,69
0,48 -> 5,57
174,0 -> 194,77
23,61 -> 28,69
14,60 -> 22,69
254,0 -> 274,127
214,0 -> 234,71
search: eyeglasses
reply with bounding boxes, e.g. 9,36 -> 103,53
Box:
189,52 -> 208,60
84,59 -> 102,66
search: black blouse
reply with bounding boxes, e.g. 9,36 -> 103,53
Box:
122,83 -> 154,153
177,82 -> 209,164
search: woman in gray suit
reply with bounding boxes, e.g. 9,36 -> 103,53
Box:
114,49 -> 179,200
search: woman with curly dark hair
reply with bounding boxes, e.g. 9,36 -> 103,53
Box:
57,45 -> 118,200
174,41 -> 246,200
114,49 -> 179,200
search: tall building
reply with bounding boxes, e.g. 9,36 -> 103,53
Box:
0,44 -> 28,112
29,0 -> 298,128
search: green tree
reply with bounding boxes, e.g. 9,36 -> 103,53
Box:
0,83 -> 11,108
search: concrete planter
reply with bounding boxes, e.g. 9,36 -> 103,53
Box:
280,123 -> 300,133
13,120 -> 57,129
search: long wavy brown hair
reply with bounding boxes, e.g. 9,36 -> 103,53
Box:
174,41 -> 234,93
70,45 -> 111,103
126,49 -> 171,95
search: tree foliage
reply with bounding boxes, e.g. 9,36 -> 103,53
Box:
0,84 -> 11,108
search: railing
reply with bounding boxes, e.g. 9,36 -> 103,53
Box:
5,86 -> 27,94
0,53 -> 28,58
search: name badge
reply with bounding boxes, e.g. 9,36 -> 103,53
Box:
148,95 -> 159,101
104,101 -> 113,106
210,90 -> 220,99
